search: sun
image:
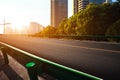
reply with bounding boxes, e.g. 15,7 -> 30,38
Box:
0,6 -> 30,31
11,20 -> 26,30
9,16 -> 28,31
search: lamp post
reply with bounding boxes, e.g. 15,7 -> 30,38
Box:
0,18 -> 11,34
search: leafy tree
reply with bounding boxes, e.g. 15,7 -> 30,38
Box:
117,0 -> 120,3
57,19 -> 68,35
76,3 -> 109,35
106,19 -> 120,42
66,15 -> 77,35
41,25 -> 57,35
57,2 -> 120,36
76,2 -> 120,35
106,19 -> 120,36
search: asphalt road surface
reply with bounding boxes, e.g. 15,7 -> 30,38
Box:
0,35 -> 120,80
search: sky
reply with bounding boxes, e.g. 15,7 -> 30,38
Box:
0,0 -> 117,34
0,0 -> 73,34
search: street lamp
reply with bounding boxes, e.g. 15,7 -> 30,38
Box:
0,18 -> 11,34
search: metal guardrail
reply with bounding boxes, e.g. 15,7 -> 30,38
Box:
0,42 -> 103,80
31,34 -> 120,42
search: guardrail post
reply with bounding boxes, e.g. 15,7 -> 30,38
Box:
1,47 -> 9,64
26,62 -> 38,80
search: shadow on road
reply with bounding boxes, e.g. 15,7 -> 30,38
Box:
0,64 -> 24,80
0,54 -> 24,80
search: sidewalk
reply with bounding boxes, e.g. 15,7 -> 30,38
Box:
0,53 -> 45,80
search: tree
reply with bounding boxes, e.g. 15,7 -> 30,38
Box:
57,19 -> 68,35
56,2 -> 120,36
106,19 -> 120,36
106,19 -> 120,42
66,15 -> 77,35
76,2 -> 120,35
41,25 -> 57,35
76,3 -> 109,35
117,0 -> 120,3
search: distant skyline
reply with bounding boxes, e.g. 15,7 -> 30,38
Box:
0,0 -> 72,26
0,0 -> 73,34
0,0 -> 117,34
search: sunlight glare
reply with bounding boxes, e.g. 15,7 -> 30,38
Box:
0,6 -> 29,31
0,26 -> 3,34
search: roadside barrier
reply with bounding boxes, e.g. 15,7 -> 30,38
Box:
31,34 -> 120,42
26,62 -> 38,80
0,42 -> 103,80
0,47 -> 9,64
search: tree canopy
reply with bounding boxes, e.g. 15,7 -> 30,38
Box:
41,25 -> 57,35
37,2 -> 120,38
57,2 -> 120,36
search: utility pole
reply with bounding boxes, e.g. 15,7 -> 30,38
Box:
0,18 -> 11,34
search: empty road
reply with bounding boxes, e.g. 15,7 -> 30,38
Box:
0,35 -> 120,80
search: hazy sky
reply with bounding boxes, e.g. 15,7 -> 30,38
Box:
0,0 -> 72,27
0,0 -> 117,34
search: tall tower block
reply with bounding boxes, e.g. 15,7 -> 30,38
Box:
51,0 -> 68,27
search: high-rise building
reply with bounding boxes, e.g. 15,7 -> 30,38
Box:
73,0 -> 111,14
51,0 -> 68,27
28,22 -> 43,34
73,0 -> 78,14
105,0 -> 112,3
73,0 -> 89,14
79,0 -> 89,11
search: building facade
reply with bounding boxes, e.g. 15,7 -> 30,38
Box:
28,22 -> 43,34
73,0 -> 111,14
73,0 -> 78,14
51,0 -> 68,27
105,0 -> 112,3
73,0 -> 89,14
